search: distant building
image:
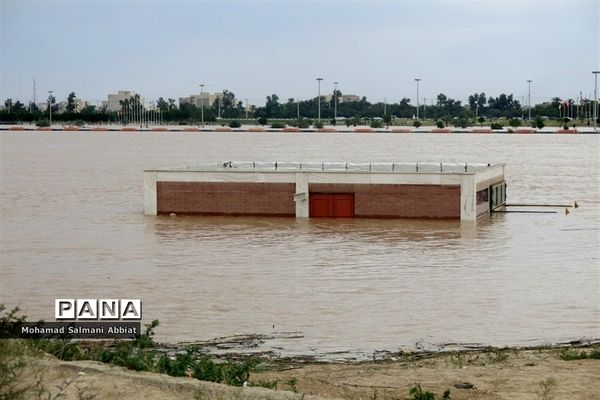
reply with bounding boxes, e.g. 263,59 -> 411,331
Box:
179,92 -> 227,108
57,98 -> 88,113
105,91 -> 145,112
324,94 -> 360,103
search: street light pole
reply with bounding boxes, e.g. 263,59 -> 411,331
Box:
333,81 -> 338,120
150,101 -> 154,125
593,71 -> 599,132
527,80 -> 532,121
48,90 -> 53,125
317,78 -> 323,122
218,91 -> 222,119
199,84 -> 205,125
414,78 -> 421,119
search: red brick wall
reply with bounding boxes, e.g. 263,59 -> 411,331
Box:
157,182 -> 295,216
310,183 -> 460,218
157,181 -> 461,219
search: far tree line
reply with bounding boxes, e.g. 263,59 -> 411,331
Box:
0,90 -> 597,126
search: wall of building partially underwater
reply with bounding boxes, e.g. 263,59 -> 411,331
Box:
144,162 -> 506,221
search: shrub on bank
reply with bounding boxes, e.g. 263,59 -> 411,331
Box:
298,118 -> 312,129
383,114 -> 392,126
409,384 -> 451,400
35,120 -> 50,127
452,118 -> 470,129
229,120 -> 241,128
413,120 -> 422,128
270,122 -> 286,129
314,121 -> 324,129
370,119 -> 383,128
193,356 -> 258,386
436,120 -> 445,129
560,348 -> 600,361
0,305 -> 261,388
509,118 -> 521,128
533,117 -> 544,129
491,122 -> 503,130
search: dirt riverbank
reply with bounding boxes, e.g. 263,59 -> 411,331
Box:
13,345 -> 600,400
251,346 -> 600,399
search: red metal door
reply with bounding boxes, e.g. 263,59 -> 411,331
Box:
310,193 -> 354,217
310,194 -> 333,217
333,194 -> 354,217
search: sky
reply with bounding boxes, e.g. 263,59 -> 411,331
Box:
1,0 -> 599,106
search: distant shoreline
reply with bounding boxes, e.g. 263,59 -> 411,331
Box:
0,124 -> 596,134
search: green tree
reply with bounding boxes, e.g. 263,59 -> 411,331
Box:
12,100 -> 25,112
156,97 -> 169,111
468,92 -> 486,112
66,92 -> 77,112
487,93 -> 521,118
265,94 -> 281,118
46,94 -> 57,113
80,105 -> 96,114
219,90 -> 238,118
435,93 -> 464,119
28,102 -> 40,113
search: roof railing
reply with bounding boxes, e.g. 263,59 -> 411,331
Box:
169,162 -> 498,174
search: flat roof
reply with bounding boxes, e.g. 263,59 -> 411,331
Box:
146,161 -> 503,175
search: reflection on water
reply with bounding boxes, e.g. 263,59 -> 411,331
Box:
1,132 -> 599,356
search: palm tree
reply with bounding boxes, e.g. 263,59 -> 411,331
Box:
119,99 -> 130,125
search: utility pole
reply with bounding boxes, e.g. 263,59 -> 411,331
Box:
333,81 -> 338,120
48,90 -> 53,125
527,80 -> 532,120
593,71 -> 599,132
317,78 -> 323,122
246,98 -> 249,119
32,78 -> 37,112
199,84 -> 205,125
384,97 -> 387,115
414,78 -> 421,119
297,98 -> 300,120
579,91 -> 583,121
218,91 -> 222,119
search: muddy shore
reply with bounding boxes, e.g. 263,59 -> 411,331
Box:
13,343 -> 600,400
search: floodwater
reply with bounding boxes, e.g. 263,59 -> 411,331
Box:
1,131 -> 599,357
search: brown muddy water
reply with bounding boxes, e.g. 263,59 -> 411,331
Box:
1,131 -> 599,358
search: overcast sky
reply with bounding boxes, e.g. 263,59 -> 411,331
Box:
1,0 -> 599,106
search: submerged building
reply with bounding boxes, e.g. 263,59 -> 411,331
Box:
144,162 -> 506,221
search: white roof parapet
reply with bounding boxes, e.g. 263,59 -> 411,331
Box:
146,162 -> 502,174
